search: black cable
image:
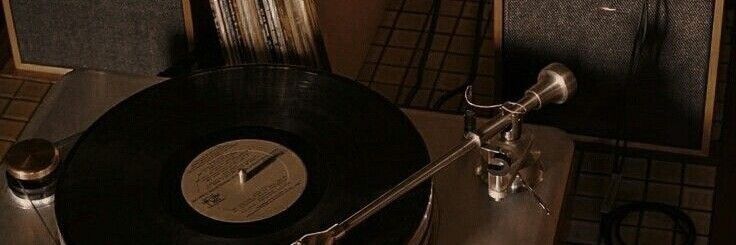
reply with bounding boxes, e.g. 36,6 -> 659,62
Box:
598,1 -> 648,239
612,0 -> 650,170
431,0 -> 488,110
599,1 -> 695,244
599,202 -> 696,245
403,0 -> 441,106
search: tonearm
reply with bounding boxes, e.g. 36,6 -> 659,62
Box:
294,63 -> 577,245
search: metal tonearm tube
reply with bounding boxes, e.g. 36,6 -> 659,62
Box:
293,63 -> 577,245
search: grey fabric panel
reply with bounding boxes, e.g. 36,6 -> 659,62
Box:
10,0 -> 188,75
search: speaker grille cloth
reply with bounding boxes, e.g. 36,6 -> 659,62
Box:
502,0 -> 716,149
9,0 -> 188,75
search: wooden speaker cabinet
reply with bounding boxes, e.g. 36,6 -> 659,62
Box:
495,0 -> 726,155
2,0 -> 194,75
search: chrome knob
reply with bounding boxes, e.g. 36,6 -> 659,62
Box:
523,63 -> 577,109
4,139 -> 59,181
3,138 -> 60,201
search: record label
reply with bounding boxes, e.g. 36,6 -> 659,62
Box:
180,139 -> 307,223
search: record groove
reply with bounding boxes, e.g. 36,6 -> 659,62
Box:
56,65 -> 431,244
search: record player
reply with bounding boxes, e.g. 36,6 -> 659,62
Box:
0,64 -> 575,244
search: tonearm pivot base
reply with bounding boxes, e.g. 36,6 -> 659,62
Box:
293,63 -> 576,245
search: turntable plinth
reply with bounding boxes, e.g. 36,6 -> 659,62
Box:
0,70 -> 574,244
405,109 -> 574,245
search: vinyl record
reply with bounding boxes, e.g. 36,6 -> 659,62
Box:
55,65 -> 431,244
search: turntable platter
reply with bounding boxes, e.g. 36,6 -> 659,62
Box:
55,65 -> 431,244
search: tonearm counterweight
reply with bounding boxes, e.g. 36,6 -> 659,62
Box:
294,63 -> 577,245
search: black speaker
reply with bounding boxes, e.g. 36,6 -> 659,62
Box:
2,0 -> 193,75
497,0 -> 725,155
